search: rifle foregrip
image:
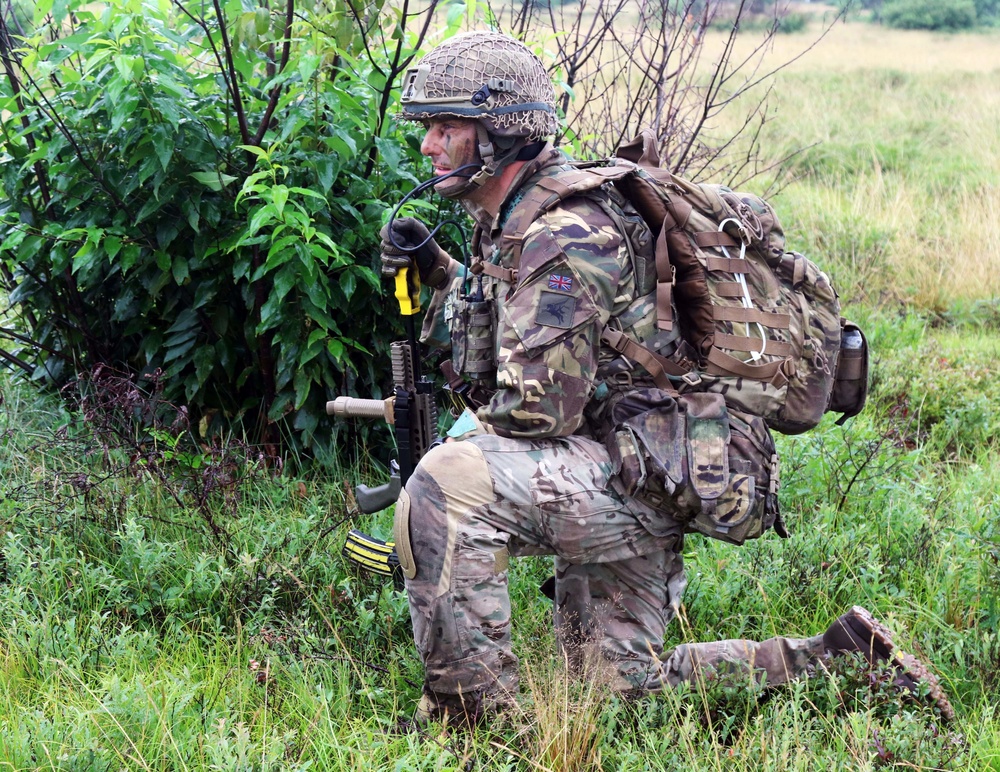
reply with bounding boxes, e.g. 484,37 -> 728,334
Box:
327,396 -> 394,422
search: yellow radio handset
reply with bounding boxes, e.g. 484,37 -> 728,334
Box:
394,266 -> 421,316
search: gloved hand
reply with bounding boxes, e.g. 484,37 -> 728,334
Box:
379,217 -> 451,290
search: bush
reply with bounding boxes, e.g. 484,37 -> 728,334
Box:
883,0 -> 978,30
778,12 -> 809,33
0,1 -> 447,459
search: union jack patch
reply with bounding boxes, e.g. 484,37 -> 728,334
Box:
548,273 -> 573,292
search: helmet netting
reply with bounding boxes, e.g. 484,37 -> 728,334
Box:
402,31 -> 558,140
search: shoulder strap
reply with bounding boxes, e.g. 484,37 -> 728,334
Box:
601,327 -> 696,393
499,164 -> 636,273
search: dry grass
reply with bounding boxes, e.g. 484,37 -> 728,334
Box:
700,5 -> 1000,74
698,17 -> 1000,308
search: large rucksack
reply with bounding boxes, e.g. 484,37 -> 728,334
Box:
486,130 -> 869,544
496,129 -> 869,436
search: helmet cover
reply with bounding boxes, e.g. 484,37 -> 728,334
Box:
399,31 -> 558,140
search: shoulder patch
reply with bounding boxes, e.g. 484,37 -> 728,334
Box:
535,291 -> 577,329
548,273 -> 573,292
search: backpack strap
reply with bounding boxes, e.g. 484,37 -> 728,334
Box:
601,327 -> 695,392
473,261 -> 517,283
705,347 -> 792,388
498,165 -> 636,275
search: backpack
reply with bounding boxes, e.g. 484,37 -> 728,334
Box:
497,129 -> 869,435
489,130 -> 869,544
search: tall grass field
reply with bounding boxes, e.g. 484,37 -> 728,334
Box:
1,15 -> 1000,771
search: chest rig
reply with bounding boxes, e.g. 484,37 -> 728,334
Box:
445,151 -> 686,407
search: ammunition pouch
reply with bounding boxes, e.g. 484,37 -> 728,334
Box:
450,295 -> 497,387
603,389 -> 785,545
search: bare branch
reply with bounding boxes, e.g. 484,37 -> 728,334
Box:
490,0 -> 841,185
252,0 -> 296,147
211,0 -> 252,145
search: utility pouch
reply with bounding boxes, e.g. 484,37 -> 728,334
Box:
830,319 -> 869,425
451,296 -> 497,387
604,389 -> 784,545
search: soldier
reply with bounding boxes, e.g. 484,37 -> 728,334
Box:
379,31 -> 953,726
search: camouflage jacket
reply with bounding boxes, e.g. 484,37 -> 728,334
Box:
422,147 -> 659,440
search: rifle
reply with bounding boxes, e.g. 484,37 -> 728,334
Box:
329,265 -> 436,582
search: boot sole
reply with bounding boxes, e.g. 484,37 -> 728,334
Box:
843,606 -> 955,721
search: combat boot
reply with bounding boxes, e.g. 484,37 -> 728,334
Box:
409,685 -> 516,730
823,605 -> 954,720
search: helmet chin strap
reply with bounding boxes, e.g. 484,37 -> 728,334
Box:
434,123 -> 528,200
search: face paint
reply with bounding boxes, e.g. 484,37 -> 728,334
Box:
420,119 -> 482,198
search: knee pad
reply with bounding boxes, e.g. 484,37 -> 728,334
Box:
393,488 -> 417,580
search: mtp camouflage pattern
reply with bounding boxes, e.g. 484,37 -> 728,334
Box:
398,435 -> 827,707
422,146 -> 662,439
600,388 -> 783,545
645,174 -> 845,435
398,31 -> 558,141
397,152 -> 826,712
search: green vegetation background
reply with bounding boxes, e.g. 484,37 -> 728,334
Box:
2,6 -> 1000,771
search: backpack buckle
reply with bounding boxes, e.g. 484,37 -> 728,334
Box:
719,217 -> 751,247
681,371 -> 702,388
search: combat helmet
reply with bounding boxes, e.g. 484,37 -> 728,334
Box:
399,31 -> 558,196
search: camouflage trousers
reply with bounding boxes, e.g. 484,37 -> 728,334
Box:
394,433 -> 825,703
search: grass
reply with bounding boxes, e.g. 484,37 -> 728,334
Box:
2,15 -> 1000,772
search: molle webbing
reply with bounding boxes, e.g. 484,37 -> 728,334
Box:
714,306 -> 790,329
601,327 -> 691,392
714,333 -> 793,357
493,152 -> 807,396
706,256 -> 751,273
695,231 -> 741,249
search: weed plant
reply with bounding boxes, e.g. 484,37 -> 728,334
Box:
1,20 -> 1000,772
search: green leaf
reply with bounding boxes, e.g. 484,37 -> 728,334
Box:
193,346 -> 216,389
298,54 -> 321,83
246,204 -> 278,239
71,241 -> 96,276
190,172 -> 238,191
268,266 -> 297,302
287,186 -> 326,201
104,235 -> 123,260
162,336 -> 198,364
293,366 -> 313,410
307,328 -> 328,349
166,308 -> 200,334
122,245 -> 141,272
238,144 -> 271,160
271,184 -> 289,218
172,256 -> 190,285
34,0 -> 54,23
327,338 -> 345,362
340,269 -> 357,297
151,124 -> 174,171
255,7 -> 271,36
314,157 -> 338,193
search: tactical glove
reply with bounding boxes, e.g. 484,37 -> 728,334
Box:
380,217 -> 451,290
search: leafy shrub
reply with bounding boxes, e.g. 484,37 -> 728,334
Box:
883,0 -> 978,30
0,0 -> 444,458
778,12 -> 809,33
